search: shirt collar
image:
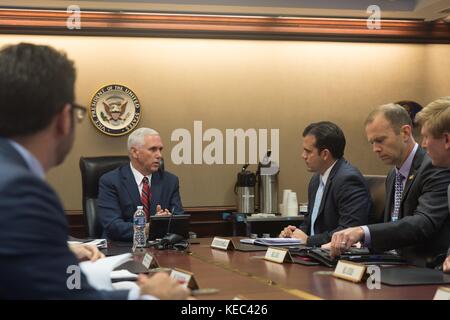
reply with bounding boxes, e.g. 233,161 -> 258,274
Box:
320,160 -> 338,186
396,143 -> 418,179
8,139 -> 45,179
130,163 -> 152,187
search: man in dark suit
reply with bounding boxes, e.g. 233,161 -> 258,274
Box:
279,122 -> 371,247
330,103 -> 450,267
98,128 -> 184,241
416,97 -> 450,272
0,43 -> 189,299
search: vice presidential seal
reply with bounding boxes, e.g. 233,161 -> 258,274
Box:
89,84 -> 141,136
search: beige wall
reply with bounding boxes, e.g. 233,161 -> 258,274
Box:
0,35 -> 448,209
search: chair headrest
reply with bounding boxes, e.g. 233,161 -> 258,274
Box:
79,156 -> 129,199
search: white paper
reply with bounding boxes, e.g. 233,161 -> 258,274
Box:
111,269 -> 139,281
67,239 -> 108,249
79,253 -> 132,290
240,238 -> 303,246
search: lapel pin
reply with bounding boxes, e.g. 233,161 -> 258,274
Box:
409,174 -> 414,180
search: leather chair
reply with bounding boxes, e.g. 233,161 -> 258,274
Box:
363,174 -> 387,224
79,156 -> 129,238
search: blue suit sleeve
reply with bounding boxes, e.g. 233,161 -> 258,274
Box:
98,175 -> 133,241
169,176 -> 184,215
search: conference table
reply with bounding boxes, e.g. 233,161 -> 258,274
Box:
111,237 -> 444,300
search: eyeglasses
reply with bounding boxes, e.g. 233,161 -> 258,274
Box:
71,103 -> 87,123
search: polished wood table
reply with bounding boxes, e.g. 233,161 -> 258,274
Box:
117,237 -> 442,300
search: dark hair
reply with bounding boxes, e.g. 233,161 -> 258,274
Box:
302,121 -> 346,159
395,100 -> 423,128
0,43 -> 76,137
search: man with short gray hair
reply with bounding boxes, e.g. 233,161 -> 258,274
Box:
98,127 -> 184,241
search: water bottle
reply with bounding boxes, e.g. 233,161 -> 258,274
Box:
133,206 -> 146,248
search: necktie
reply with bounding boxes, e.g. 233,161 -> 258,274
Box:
310,179 -> 325,236
392,172 -> 404,222
141,176 -> 151,220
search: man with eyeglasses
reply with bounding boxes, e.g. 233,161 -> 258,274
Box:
0,43 -> 189,300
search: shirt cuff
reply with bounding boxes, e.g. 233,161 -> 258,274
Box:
127,286 -> 158,300
360,226 -> 371,248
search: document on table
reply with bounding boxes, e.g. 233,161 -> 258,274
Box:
240,238 -> 303,246
68,238 -> 108,249
79,253 -> 132,290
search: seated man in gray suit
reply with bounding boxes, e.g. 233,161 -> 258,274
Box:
330,103 -> 450,267
415,97 -> 450,272
279,121 -> 371,247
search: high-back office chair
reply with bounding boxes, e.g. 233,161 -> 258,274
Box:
363,175 -> 386,224
79,156 -> 129,238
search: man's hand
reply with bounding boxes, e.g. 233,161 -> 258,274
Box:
69,244 -> 105,262
279,225 -> 297,238
291,229 -> 308,243
156,204 -> 171,216
330,227 -> 364,258
138,273 -> 190,300
443,255 -> 450,273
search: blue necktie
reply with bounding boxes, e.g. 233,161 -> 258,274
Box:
310,179 -> 325,236
392,172 -> 404,222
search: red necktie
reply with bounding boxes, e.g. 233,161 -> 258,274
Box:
141,176 -> 151,220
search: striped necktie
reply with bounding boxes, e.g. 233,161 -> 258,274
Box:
141,176 -> 151,220
392,172 -> 404,222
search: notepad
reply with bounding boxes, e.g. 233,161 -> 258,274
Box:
240,238 -> 303,246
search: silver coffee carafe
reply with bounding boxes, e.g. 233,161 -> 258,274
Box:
234,164 -> 256,214
257,150 -> 279,214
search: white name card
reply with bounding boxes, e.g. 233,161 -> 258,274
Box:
264,247 -> 293,264
170,268 -> 199,290
211,237 -> 235,251
142,253 -> 159,269
433,286 -> 450,300
333,260 -> 366,282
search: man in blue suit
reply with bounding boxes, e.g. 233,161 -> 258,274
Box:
98,128 -> 184,241
0,43 -> 189,299
279,121 -> 371,247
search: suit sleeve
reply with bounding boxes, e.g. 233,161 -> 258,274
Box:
307,173 -> 370,247
168,176 -> 184,215
0,175 -> 128,299
98,175 -> 133,241
368,166 -> 450,252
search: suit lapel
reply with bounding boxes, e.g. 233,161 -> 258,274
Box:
400,147 -> 425,217
121,165 -> 141,208
150,171 -> 162,215
315,158 -> 344,222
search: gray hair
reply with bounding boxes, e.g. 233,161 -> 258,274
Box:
127,127 -> 160,153
364,103 -> 413,134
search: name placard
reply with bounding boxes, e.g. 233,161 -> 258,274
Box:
264,247 -> 293,264
142,253 -> 159,269
333,260 -> 366,282
433,286 -> 450,300
170,267 -> 199,290
210,237 -> 235,251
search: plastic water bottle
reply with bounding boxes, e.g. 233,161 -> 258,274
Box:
133,206 -> 146,248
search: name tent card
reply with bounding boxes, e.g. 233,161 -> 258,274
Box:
142,253 -> 159,269
433,287 -> 450,300
170,268 -> 199,290
333,260 -> 366,282
264,247 -> 293,264
211,237 -> 235,251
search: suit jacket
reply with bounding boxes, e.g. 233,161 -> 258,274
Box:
98,164 -> 184,241
0,138 -> 127,299
368,147 -> 450,267
299,158 -> 371,247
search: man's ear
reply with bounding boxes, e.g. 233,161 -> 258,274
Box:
55,104 -> 72,137
444,132 -> 450,150
130,146 -> 139,159
400,124 -> 413,141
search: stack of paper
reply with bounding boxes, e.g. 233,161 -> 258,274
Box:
68,238 -> 107,249
79,253 -> 132,290
240,238 -> 303,246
